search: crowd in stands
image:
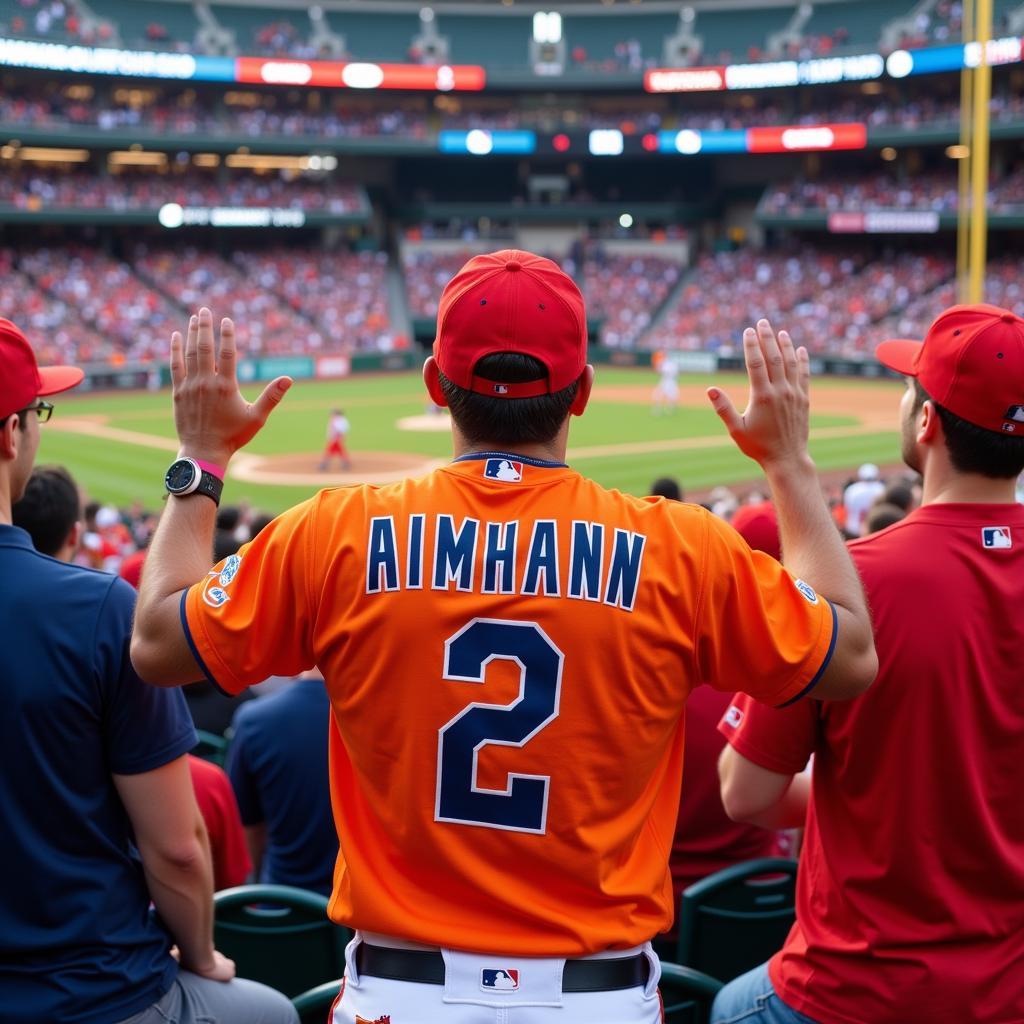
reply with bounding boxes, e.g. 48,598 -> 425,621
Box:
0,169 -> 365,214
6,84 -> 1024,141
762,168 -> 1024,216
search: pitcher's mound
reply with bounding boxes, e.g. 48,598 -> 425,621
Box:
231,450 -> 444,486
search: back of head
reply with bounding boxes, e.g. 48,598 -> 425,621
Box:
649,476 -> 683,502
730,500 -> 782,560
432,250 -> 587,448
877,304 -> 1024,480
12,465 -> 81,558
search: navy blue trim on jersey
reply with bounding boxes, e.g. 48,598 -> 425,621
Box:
454,451 -> 567,469
179,590 -> 232,696
776,600 -> 838,707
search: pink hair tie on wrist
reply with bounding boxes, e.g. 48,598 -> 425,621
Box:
195,459 -> 225,481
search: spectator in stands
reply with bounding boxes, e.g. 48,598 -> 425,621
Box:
226,672 -> 337,896
863,501 -> 907,534
0,319 -> 297,1024
842,462 -> 886,537
667,493 -> 785,937
11,463 -> 80,559
714,305 -> 1024,1024
187,755 -> 252,893
649,475 -> 683,501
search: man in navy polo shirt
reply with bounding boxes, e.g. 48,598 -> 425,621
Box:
0,318 -> 297,1024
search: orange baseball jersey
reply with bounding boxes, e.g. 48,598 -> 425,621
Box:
183,454 -> 835,956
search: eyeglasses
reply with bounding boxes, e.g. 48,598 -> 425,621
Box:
24,400 -> 54,424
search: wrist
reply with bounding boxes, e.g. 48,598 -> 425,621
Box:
177,448 -> 231,474
761,452 -> 817,484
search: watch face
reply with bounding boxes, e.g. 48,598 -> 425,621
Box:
165,459 -> 198,493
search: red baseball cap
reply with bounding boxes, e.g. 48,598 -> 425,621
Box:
731,500 -> 782,561
876,304 -> 1024,434
0,318 -> 83,421
433,249 -> 587,398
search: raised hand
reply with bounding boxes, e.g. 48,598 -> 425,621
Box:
706,318 -> 812,472
169,307 -> 292,468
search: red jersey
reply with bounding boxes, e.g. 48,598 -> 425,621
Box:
183,455 -> 835,955
669,687 -> 780,906
720,502 -> 1024,1024
188,755 -> 252,891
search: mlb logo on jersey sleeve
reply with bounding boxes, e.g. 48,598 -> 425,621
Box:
484,459 -> 523,482
481,968 -> 520,991
982,526 -> 1012,549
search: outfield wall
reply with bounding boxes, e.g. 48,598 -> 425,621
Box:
74,347 -> 898,393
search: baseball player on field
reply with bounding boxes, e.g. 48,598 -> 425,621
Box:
132,251 -> 876,1024
320,407 -> 352,472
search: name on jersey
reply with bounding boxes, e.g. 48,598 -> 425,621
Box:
365,515 -> 647,612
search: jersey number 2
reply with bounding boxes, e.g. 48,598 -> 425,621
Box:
435,618 -> 563,834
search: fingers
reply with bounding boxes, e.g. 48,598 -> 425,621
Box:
756,319 -> 785,384
170,330 -> 185,389
707,386 -> 743,438
251,376 -> 293,425
184,313 -> 199,376
195,307 -> 216,375
217,317 -> 236,380
777,328 -> 798,385
743,327 -> 769,392
796,345 -> 810,395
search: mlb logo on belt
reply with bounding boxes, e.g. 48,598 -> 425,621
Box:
982,527 -> 1012,549
484,459 -> 523,482
481,968 -> 520,991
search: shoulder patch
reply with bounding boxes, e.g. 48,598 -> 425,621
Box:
794,578 -> 819,605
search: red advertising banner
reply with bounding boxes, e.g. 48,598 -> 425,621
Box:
746,123 -> 867,153
644,66 -> 727,92
235,58 -> 485,91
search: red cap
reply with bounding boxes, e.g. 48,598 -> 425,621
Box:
731,501 -> 781,561
0,318 -> 83,420
433,249 -> 587,398
876,304 -> 1024,435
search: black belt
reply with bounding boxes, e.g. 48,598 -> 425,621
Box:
356,943 -> 649,993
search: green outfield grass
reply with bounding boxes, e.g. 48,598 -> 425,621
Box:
38,368 -> 904,512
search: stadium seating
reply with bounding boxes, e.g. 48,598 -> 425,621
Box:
193,730 -> 229,768
292,979 -> 343,1024
658,961 -> 723,1024
213,885 -> 351,998
676,859 -> 798,984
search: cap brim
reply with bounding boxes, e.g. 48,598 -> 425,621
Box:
37,365 -> 84,396
875,339 -> 921,376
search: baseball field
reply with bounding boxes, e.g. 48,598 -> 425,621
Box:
39,368 -> 905,513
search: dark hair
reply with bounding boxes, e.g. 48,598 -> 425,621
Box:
650,476 -> 683,501
438,352 -> 579,447
913,380 -> 1024,479
864,502 -> 907,535
882,482 -> 914,512
216,505 -> 241,532
12,465 -> 81,557
213,529 -> 240,563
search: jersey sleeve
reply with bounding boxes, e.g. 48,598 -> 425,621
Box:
183,495 -> 321,695
695,511 -> 837,707
99,578 -> 197,775
717,692 -> 818,776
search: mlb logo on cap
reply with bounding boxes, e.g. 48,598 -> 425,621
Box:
982,527 -> 1012,550
481,968 -> 519,991
484,459 -> 523,482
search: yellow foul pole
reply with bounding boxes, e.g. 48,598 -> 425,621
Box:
968,0 -> 993,304
956,0 -> 974,302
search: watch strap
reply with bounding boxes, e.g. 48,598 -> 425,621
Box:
194,459 -> 225,482
193,470 -> 224,506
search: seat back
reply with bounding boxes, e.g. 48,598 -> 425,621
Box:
292,978 -> 343,1024
214,885 -> 351,997
676,858 -> 798,983
658,961 -> 722,1024
193,729 -> 228,767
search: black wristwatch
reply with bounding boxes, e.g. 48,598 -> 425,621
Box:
165,457 -> 224,507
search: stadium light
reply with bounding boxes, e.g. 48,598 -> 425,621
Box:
108,150 -> 168,166
946,144 -> 970,159
533,12 -> 562,45
619,213 -> 633,228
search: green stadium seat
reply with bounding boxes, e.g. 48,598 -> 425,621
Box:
214,885 -> 352,998
676,858 -> 798,984
800,0 -> 903,50
87,0 -> 199,50
193,729 -> 228,768
326,11 -> 418,63
292,978 -> 343,1024
658,961 -> 723,1024
696,6 -> 792,60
